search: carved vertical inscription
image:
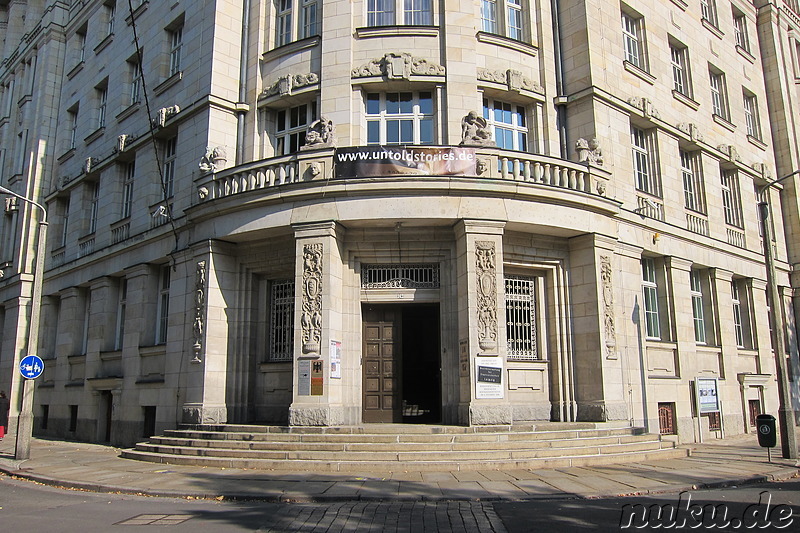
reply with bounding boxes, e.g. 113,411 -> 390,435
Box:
600,256 -> 617,359
301,243 -> 323,354
192,260 -> 206,363
476,241 -> 498,351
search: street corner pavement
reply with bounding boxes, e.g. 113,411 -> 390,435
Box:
0,431 -> 798,502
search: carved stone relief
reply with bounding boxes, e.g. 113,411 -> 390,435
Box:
198,146 -> 228,174
600,256 -> 617,360
677,122 -> 704,143
351,52 -> 445,80
460,111 -> 495,147
476,241 -> 498,351
300,116 -> 336,150
152,105 -> 180,128
627,97 -> 660,120
575,137 -> 604,166
477,68 -> 544,94
192,260 -> 206,363
301,243 -> 323,354
261,72 -> 319,99
717,144 -> 742,163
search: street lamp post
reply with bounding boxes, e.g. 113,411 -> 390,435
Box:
0,184 -> 48,460
758,169 -> 800,460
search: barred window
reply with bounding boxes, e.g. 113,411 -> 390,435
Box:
269,280 -> 295,362
505,275 -> 539,360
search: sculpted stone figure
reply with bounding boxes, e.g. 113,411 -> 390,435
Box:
301,116 -> 336,150
459,111 -> 495,147
576,137 -> 604,165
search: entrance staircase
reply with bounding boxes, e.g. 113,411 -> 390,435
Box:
121,422 -> 687,472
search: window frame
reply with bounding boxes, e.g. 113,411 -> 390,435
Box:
122,160 -> 135,219
96,84 -> 108,130
269,279 -> 296,362
743,91 -> 761,140
88,181 -> 100,235
274,101 -> 317,155
275,0 -> 321,47
481,0 -> 527,41
365,90 -> 435,145
162,136 -> 177,199
721,168 -> 744,229
631,126 -> 660,197
168,25 -> 183,77
104,1 -> 116,37
709,67 -> 729,120
483,98 -> 529,152
622,11 -> 646,69
690,269 -> 707,345
505,275 -> 541,361
642,257 -> 661,340
732,8 -> 750,53
670,41 -> 692,97
680,149 -> 706,214
114,278 -> 127,351
129,56 -> 142,105
156,265 -> 171,345
701,0 -> 719,27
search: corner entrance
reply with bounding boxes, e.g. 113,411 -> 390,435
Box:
362,304 -> 441,423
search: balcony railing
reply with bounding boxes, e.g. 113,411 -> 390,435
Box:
686,212 -> 709,236
195,147 -> 610,205
727,227 -> 746,248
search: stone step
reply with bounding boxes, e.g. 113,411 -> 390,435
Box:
180,422 -> 611,435
147,432 -> 659,453
120,446 -> 688,472
132,438 -> 671,463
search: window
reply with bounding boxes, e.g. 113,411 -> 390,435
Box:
670,42 -> 691,96
622,11 -> 645,69
366,0 -> 432,26
104,1 -> 116,36
275,0 -> 320,43
275,102 -> 316,155
162,136 -> 177,199
631,126 -> 660,196
721,169 -> 743,228
731,279 -> 753,348
59,196 -> 70,247
96,85 -> 107,129
129,57 -> 142,105
366,91 -> 434,145
122,160 -> 134,219
701,0 -> 719,27
156,265 -> 171,345
733,9 -> 749,53
269,279 -> 295,362
642,257 -> 661,340
67,106 -> 79,150
80,289 -> 90,354
505,275 -> 539,360
69,405 -> 79,432
709,68 -> 729,120
168,25 -> 183,76
483,99 -> 528,151
115,278 -> 127,350
88,182 -> 100,234
77,26 -> 87,64
481,0 -> 526,41
743,91 -> 761,140
681,150 -> 705,213
690,269 -> 707,344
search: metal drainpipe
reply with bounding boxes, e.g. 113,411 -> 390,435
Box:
236,0 -> 252,166
551,0 -> 568,159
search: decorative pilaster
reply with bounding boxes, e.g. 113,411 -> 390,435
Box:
600,256 -> 617,360
476,241 -> 498,352
191,260 -> 206,363
301,243 -> 323,355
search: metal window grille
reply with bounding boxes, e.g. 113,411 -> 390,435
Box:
269,280 -> 295,362
707,411 -> 721,431
505,276 -> 538,360
658,402 -> 676,435
361,264 -> 440,289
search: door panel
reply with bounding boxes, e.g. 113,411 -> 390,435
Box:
362,318 -> 401,423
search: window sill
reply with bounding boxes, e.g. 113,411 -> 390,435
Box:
747,134 -> 767,150
712,114 -> 736,132
670,0 -> 688,9
136,376 -> 166,385
84,127 -> 105,146
116,102 -> 140,123
66,61 -> 85,80
355,25 -> 439,39
702,18 -> 724,39
262,35 -> 320,62
0,116 -> 7,128
623,61 -> 656,85
125,0 -> 148,25
94,33 -> 113,55
153,71 -> 182,96
140,344 -> 167,357
672,90 -> 699,110
57,148 -> 76,163
736,45 -> 755,64
17,94 -> 32,107
476,32 -> 538,57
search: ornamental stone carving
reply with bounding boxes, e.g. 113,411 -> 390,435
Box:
575,137 -> 604,166
198,146 -> 228,174
627,97 -> 660,120
300,116 -> 336,150
261,72 -> 319,99
460,111 -> 496,147
752,162 -> 772,180
152,105 -> 180,128
717,144 -> 742,163
351,52 -> 445,80
677,122 -> 704,143
301,243 -> 323,354
476,241 -> 498,351
600,256 -> 617,360
477,68 -> 544,94
116,134 -> 133,153
192,261 -> 206,363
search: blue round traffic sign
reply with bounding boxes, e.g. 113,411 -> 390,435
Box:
19,355 -> 44,379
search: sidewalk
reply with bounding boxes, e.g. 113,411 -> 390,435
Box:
0,432 -> 797,502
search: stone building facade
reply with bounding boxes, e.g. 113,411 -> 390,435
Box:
1,0 -> 799,448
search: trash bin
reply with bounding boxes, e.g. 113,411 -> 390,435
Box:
756,414 -> 777,448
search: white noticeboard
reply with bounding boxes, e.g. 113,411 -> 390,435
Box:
330,340 -> 342,379
696,377 -> 720,414
475,356 -> 504,399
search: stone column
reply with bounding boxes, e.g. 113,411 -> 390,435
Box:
289,221 -> 351,426
568,234 -> 627,422
180,240 -> 236,425
454,220 -> 511,425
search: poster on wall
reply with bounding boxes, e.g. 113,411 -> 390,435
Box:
696,377 -> 720,414
475,355 -> 504,399
298,359 -> 311,396
330,340 -> 342,379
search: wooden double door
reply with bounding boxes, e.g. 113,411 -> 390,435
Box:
362,304 -> 440,423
